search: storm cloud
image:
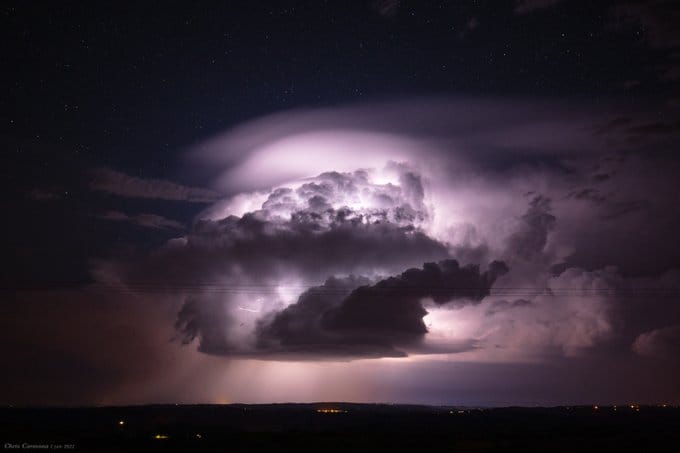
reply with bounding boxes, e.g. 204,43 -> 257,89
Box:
107,165 -> 448,285
11,98 -> 678,405
7,0 -> 680,409
253,260 -> 508,358
84,99 -> 680,368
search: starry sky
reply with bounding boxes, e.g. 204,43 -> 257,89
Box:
2,0 -> 680,406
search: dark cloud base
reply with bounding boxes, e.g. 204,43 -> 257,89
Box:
174,259 -> 509,359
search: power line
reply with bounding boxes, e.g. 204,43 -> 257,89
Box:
3,282 -> 680,297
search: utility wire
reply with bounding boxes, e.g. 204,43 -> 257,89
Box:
3,282 -> 680,297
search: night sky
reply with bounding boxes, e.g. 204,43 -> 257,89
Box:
2,0 -> 680,406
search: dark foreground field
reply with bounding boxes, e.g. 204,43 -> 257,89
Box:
2,403 -> 679,452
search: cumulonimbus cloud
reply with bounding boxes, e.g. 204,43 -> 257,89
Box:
88,98 -> 680,365
8,97 -> 680,406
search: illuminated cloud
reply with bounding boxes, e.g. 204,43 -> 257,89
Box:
14,98 -> 675,404
8,0 -> 680,409
88,99 -> 679,365
188,99 -> 603,194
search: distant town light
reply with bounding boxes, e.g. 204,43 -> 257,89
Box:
316,408 -> 346,414
154,434 -> 169,440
